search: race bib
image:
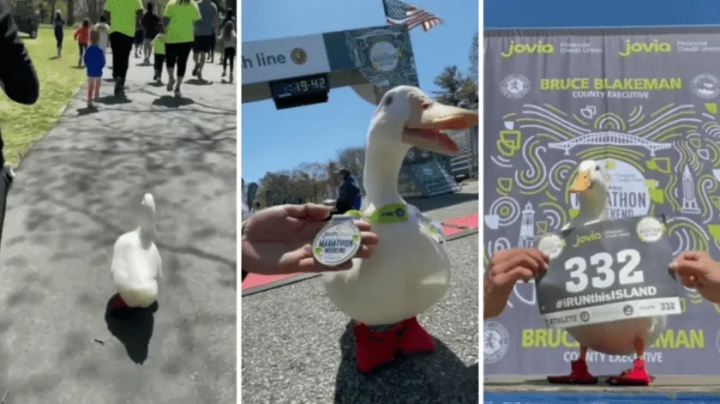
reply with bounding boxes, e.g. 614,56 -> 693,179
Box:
535,215 -> 682,329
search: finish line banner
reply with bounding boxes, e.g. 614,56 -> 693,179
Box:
483,29 -> 720,375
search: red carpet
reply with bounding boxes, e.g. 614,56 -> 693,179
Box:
242,213 -> 479,292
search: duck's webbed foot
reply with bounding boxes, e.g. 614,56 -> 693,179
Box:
354,322 -> 400,374
109,294 -> 129,311
607,338 -> 651,386
547,358 -> 598,384
606,358 -> 650,386
398,317 -> 436,354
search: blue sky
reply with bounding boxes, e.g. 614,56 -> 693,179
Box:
485,0 -> 720,28
240,0 -> 479,183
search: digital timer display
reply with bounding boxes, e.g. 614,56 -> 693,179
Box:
269,73 -> 331,110
270,74 -> 329,98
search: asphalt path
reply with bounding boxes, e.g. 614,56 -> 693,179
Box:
0,58 -> 236,403
242,185 -> 479,403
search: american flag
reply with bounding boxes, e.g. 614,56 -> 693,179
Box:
382,0 -> 442,32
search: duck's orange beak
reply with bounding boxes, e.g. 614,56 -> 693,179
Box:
570,172 -> 592,193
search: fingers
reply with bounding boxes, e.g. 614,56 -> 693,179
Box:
354,244 -> 374,259
354,220 -> 372,232
675,251 -> 710,262
284,203 -> 331,221
501,267 -> 535,284
487,248 -> 549,287
493,248 -> 549,266
492,249 -> 547,276
678,274 -> 701,289
670,259 -> 706,278
296,257 -> 354,272
359,230 -> 379,246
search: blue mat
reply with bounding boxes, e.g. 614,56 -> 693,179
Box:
484,393 -> 720,403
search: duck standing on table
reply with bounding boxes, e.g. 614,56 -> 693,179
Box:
322,86 -> 478,373
547,160 -> 666,386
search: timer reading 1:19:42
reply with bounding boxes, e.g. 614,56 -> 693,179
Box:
285,76 -> 327,95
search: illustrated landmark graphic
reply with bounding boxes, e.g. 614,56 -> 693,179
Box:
681,165 -> 701,214
518,201 -> 536,248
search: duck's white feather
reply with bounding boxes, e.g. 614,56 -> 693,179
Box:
111,194 -> 162,308
322,86 -> 478,326
323,204 -> 450,325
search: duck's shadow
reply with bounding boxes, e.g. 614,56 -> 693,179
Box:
334,321 -> 478,403
104,294 -> 157,364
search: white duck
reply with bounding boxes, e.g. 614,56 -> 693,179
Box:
109,193 -> 163,311
547,159 -> 665,386
322,86 -> 478,373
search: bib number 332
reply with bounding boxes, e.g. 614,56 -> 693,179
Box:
564,248 -> 643,293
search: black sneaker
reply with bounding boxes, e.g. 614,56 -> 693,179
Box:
191,65 -> 199,77
114,79 -> 124,96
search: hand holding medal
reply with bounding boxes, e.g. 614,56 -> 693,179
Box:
241,204 -> 378,276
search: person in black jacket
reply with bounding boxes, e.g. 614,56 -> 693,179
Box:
0,0 -> 40,248
334,168 -> 361,214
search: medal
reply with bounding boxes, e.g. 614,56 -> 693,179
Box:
312,215 -> 362,267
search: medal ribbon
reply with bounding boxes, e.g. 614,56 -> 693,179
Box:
345,203 -> 409,224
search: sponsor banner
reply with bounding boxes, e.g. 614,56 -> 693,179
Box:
484,30 -> 720,375
242,34 -> 331,85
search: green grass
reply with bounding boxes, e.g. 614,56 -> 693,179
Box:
0,25 -> 86,165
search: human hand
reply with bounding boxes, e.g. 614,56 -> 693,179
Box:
242,204 -> 379,276
484,248 -> 549,318
670,251 -> 720,304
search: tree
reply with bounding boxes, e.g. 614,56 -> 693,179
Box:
66,0 -> 73,24
336,146 -> 365,179
432,65 -> 466,107
431,34 -> 479,110
469,32 -> 478,84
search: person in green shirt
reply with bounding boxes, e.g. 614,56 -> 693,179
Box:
162,0 -> 200,96
103,0 -> 144,97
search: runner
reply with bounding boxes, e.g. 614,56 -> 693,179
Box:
94,15 -> 110,54
163,0 -> 201,96
73,18 -> 90,67
191,0 -> 217,81
133,19 -> 143,58
151,26 -> 166,84
52,10 -> 64,58
141,2 -> 160,65
219,20 -> 235,83
104,0 -> 144,96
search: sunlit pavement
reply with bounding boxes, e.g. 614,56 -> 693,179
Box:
0,61 -> 237,404
242,182 -> 479,403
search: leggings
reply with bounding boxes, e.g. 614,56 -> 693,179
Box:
55,31 -> 63,48
165,42 -> 192,78
78,42 -> 87,58
110,32 -> 134,82
223,47 -> 235,72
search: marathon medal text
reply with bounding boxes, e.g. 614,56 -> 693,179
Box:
535,215 -> 682,329
312,215 -> 362,267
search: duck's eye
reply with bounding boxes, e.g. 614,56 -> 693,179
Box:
595,166 -> 600,171
384,95 -> 394,106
